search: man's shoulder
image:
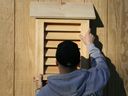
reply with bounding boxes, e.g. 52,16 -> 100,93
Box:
37,85 -> 49,96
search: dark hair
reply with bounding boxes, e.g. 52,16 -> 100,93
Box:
56,40 -> 80,67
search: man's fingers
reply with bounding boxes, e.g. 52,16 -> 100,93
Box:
33,77 -> 39,82
79,28 -> 95,45
33,75 -> 43,89
79,34 -> 85,42
90,33 -> 95,40
33,74 -> 43,82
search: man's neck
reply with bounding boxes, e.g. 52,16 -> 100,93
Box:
58,65 -> 77,74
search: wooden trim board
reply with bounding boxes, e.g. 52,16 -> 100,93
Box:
30,1 -> 96,19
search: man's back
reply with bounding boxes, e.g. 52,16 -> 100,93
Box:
37,44 -> 110,96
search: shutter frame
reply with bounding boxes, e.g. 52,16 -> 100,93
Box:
35,19 -> 90,83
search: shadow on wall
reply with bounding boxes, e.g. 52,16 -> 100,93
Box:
89,6 -> 126,96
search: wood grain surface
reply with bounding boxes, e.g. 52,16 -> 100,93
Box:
0,0 -> 14,96
108,0 -> 128,95
0,0 -> 128,96
15,0 -> 37,96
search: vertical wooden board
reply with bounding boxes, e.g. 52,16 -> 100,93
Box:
80,20 -> 89,58
120,0 -> 128,94
91,0 -> 108,55
15,0 -> 37,96
90,0 -> 108,95
0,0 -> 14,96
36,19 -> 44,75
108,0 -> 128,95
30,1 -> 38,94
107,0 -> 116,70
107,0 -> 118,95
80,20 -> 90,69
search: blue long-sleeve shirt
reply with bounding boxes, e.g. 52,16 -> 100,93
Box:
37,44 -> 110,96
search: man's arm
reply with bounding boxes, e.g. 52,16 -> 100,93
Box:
80,29 -> 110,91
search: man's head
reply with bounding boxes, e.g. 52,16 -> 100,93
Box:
56,40 -> 80,69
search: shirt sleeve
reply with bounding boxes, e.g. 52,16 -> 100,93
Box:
86,44 -> 110,92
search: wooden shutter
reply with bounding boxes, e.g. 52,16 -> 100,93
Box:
36,19 -> 89,82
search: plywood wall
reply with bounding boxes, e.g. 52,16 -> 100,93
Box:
0,0 -> 14,96
107,0 -> 128,95
15,0 -> 37,96
0,0 -> 128,96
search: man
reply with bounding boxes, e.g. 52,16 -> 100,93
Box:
36,30 -> 110,96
